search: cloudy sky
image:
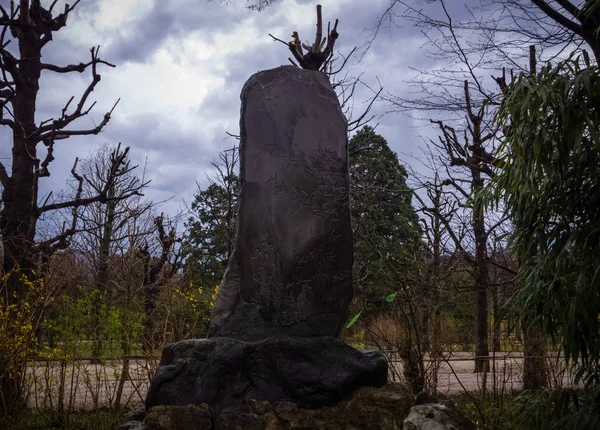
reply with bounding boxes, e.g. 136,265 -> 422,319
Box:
1,0 -> 549,220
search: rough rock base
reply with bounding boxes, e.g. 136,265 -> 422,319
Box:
145,336 -> 388,413
123,383 -> 413,430
122,386 -> 479,430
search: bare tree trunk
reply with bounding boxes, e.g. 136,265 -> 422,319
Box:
91,187 -> 116,362
472,150 -> 490,374
0,22 -> 42,416
523,324 -> 548,389
141,215 -> 178,352
422,185 -> 443,355
402,344 -> 425,394
492,284 -> 502,353
518,42 -> 547,390
115,297 -> 131,413
1,9 -> 41,300
429,191 -> 443,389
430,186 -> 443,355
141,247 -> 160,352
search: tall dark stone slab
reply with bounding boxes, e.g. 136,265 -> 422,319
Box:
208,65 -> 353,340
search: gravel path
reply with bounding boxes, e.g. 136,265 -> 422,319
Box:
387,351 -> 576,394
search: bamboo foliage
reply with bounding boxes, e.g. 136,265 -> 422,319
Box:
492,51 -> 600,390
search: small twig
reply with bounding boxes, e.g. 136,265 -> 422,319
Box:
268,33 -> 288,46
225,131 -> 240,140
327,46 -> 357,75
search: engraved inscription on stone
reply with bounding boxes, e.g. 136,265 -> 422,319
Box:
208,66 -> 353,340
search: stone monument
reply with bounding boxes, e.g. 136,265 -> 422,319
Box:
145,66 -> 387,414
209,65 -> 353,340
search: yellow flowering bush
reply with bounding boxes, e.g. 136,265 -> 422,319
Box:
0,269 -> 47,380
151,280 -> 219,344
0,268 -> 51,414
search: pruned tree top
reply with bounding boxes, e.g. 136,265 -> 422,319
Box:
269,4 -> 339,72
0,0 -> 134,286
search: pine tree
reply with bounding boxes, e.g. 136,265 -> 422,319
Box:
349,126 -> 423,313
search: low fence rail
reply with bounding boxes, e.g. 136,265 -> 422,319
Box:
19,350 -> 575,410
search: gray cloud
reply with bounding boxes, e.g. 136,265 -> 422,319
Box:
99,0 -> 254,65
2,0 -> 478,224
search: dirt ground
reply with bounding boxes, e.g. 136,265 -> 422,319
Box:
23,352 -> 574,410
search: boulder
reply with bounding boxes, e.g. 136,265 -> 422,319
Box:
403,403 -> 477,430
126,404 -> 146,421
145,337 -> 387,412
118,404 -> 146,430
144,404 -> 211,430
118,420 -> 142,430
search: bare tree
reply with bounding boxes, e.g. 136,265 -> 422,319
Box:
73,146 -> 183,353
369,0 -> 600,73
362,0 -> 554,389
371,0 -> 511,374
66,144 -> 150,360
138,212 -> 183,351
413,110 -> 500,374
248,0 -> 600,64
0,1 -> 124,298
0,2 -> 143,412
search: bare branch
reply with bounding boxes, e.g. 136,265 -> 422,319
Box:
326,46 -> 357,76
35,47 -> 117,139
37,145 -> 144,214
531,0 -> 583,36
36,157 -> 84,254
48,0 -> 59,15
553,0 -> 581,21
0,46 -> 21,84
38,98 -> 120,142
225,131 -> 240,140
348,86 -> 382,132
48,0 -> 82,32
0,4 -> 18,26
0,118 -> 15,128
313,4 -> 323,53
38,140 -> 55,177
413,189 -> 473,264
292,31 -> 303,56
41,58 -> 115,73
440,178 -> 470,199
268,33 -> 288,46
